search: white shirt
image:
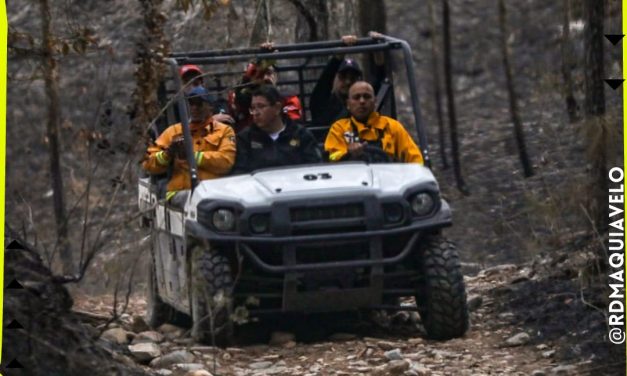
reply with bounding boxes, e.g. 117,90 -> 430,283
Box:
268,126 -> 286,141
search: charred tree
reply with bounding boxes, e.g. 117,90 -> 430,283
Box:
132,0 -> 170,134
561,0 -> 579,123
249,0 -> 271,46
39,0 -> 72,274
583,0 -> 608,231
442,0 -> 468,194
497,0 -> 534,177
288,0 -> 329,42
357,0 -> 386,35
428,0 -> 449,170
358,0 -> 387,77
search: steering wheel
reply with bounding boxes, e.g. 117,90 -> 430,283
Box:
362,145 -> 393,163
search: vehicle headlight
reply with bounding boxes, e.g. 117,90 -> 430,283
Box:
383,203 -> 404,224
249,213 -> 270,234
410,193 -> 435,217
212,208 -> 236,231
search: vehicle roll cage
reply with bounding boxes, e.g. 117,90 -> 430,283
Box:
164,34 -> 430,190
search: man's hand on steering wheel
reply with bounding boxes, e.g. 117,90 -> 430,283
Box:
348,141 -> 368,158
362,145 -> 393,163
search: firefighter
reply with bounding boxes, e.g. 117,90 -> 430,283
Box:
143,86 -> 236,205
228,59 -> 302,133
325,81 -> 423,164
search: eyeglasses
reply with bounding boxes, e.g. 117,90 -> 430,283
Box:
249,104 -> 271,114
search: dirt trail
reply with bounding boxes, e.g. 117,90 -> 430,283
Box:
73,261 -> 608,376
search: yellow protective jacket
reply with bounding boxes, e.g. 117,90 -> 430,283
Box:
142,118 -> 236,192
324,112 -> 424,164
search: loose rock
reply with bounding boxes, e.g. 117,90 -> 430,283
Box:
386,359 -> 410,374
150,350 -> 195,368
384,348 -> 404,361
531,370 -> 546,376
102,327 -> 131,345
249,361 -> 273,369
173,363 -> 205,372
185,371 -> 213,376
130,315 -> 150,333
131,330 -> 164,344
128,342 -> 161,362
505,332 -> 530,346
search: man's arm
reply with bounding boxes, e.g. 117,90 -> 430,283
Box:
299,127 -> 323,163
230,131 -> 251,175
324,121 -> 349,162
142,126 -> 177,174
195,124 -> 237,175
393,121 -> 424,165
310,57 -> 342,119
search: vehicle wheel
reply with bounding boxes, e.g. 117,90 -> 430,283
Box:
146,254 -> 177,328
414,235 -> 469,340
190,248 -> 234,346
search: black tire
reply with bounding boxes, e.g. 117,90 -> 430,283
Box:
146,253 -> 177,328
190,248 -> 234,346
414,235 -> 469,340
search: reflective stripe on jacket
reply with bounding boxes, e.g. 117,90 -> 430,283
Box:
142,117 -> 236,192
324,112 -> 424,164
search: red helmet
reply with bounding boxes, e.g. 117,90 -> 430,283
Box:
243,59 -> 276,81
179,64 -> 203,80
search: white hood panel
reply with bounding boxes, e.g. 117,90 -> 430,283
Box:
190,163 -> 438,207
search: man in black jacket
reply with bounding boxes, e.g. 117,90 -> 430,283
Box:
309,56 -> 363,127
231,85 -> 321,174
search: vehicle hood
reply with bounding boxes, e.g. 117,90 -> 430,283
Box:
190,162 -> 438,207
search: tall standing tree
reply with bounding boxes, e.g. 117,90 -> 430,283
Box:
561,0 -> 579,123
428,0 -> 449,169
39,0 -> 72,274
249,0 -> 271,46
497,0 -> 534,177
583,0 -> 608,231
288,0 -> 329,42
358,0 -> 387,77
132,0 -> 170,133
442,0 -> 468,194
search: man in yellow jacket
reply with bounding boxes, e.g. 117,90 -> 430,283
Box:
324,81 -> 423,165
143,86 -> 236,204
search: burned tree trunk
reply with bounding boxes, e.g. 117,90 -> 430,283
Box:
39,0 -> 72,274
358,0 -> 387,77
583,0 -> 608,231
132,0 -> 170,132
249,0 -> 271,46
288,0 -> 329,42
442,0 -> 468,194
428,0 -> 449,169
497,0 -> 534,177
561,0 -> 579,123
357,0 -> 387,35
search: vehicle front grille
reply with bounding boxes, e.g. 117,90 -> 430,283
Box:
290,203 -> 364,222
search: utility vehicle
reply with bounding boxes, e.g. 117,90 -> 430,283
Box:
138,34 -> 469,344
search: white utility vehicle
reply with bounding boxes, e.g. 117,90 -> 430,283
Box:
138,35 -> 469,345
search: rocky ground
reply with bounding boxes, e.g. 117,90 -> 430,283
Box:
70,243 -> 620,376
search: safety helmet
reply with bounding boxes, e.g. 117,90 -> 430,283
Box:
179,64 -> 203,80
243,59 -> 276,81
